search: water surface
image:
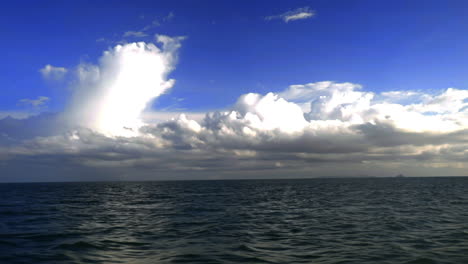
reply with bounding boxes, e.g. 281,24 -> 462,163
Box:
1,177 -> 468,263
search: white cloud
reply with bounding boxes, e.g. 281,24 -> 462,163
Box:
141,111 -> 205,123
133,12 -> 174,35
138,82 -> 468,170
407,88 -> 468,114
380,91 -> 419,99
279,82 -> 373,123
141,19 -> 161,32
18,96 -> 50,107
94,12 -> 176,45
233,92 -> 308,133
123,31 -> 149,38
276,81 -> 468,133
164,12 -> 174,22
66,35 -> 184,137
39,64 -> 67,80
266,7 -> 315,23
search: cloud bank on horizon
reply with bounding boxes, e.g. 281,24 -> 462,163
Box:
1,35 -> 468,181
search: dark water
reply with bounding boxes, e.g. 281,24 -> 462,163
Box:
1,178 -> 468,264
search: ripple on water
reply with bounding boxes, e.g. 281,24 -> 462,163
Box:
1,178 -> 468,263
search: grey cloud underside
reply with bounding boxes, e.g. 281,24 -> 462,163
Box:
356,122 -> 468,147
1,110 -> 467,180
148,118 -> 468,159
0,113 -> 68,145
146,120 -> 367,153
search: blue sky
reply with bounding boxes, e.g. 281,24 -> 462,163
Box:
2,0 -> 468,113
2,1 -> 468,181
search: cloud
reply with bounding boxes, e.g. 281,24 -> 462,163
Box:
266,7 -> 315,23
0,113 -> 66,143
3,80 -> 468,180
2,76 -> 468,180
141,111 -> 205,123
96,12 -> 175,45
39,64 -> 68,80
18,96 -> 50,107
164,12 -> 174,22
125,12 -> 174,38
141,19 -> 161,32
123,31 -> 149,38
66,35 -> 184,137
0,111 -> 36,119
4,37 -> 468,180
135,82 -> 468,173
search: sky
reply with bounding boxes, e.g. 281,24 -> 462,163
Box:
1,0 -> 468,182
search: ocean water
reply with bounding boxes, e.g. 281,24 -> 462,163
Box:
1,178 -> 468,264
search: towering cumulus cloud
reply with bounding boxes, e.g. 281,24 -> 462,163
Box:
67,35 -> 183,137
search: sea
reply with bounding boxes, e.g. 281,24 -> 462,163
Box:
1,177 -> 468,264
